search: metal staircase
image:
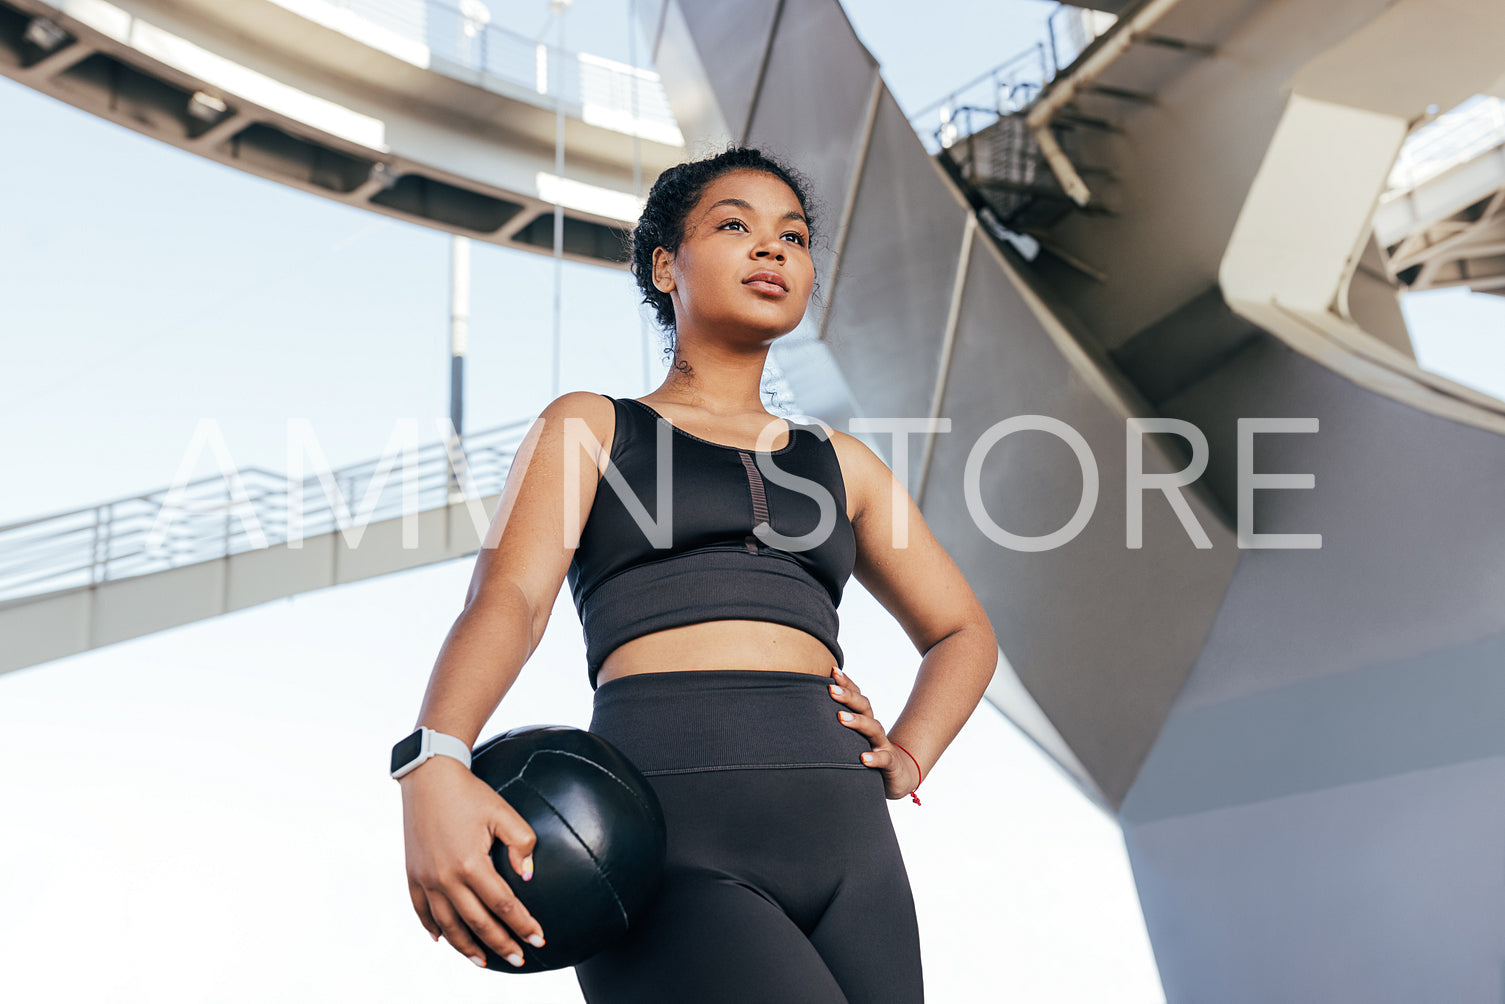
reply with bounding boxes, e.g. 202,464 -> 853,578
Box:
917,0 -> 1224,284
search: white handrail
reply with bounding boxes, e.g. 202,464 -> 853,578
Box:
300,0 -> 678,129
0,418 -> 533,606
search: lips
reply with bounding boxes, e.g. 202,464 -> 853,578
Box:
743,270 -> 788,291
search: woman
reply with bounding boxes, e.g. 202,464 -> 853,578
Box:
398,146 -> 998,1003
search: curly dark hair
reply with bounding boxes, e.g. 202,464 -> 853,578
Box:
627,145 -> 824,360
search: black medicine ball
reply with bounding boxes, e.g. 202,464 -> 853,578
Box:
468,725 -> 667,972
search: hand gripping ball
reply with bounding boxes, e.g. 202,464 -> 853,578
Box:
468,725 -> 667,972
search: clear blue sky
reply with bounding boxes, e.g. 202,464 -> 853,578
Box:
2,1 -> 1501,1001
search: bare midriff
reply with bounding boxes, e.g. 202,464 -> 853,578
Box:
594,620 -> 839,688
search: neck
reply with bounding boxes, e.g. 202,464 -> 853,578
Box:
655,338 -> 772,415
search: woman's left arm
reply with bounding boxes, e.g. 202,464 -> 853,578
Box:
831,429 -> 1001,788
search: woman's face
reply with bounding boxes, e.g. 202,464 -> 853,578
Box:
653,168 -> 815,344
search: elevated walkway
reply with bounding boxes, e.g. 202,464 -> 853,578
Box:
0,419 -> 530,675
0,0 -> 683,265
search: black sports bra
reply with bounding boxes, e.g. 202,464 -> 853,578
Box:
567,394 -> 857,689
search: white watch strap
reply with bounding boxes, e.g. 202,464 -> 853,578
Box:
426,728 -> 473,770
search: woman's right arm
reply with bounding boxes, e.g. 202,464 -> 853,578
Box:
399,391 -> 614,969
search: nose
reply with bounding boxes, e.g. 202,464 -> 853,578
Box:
753,232 -> 785,262
754,244 -> 785,262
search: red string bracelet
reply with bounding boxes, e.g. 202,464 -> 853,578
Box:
889,739 -> 923,806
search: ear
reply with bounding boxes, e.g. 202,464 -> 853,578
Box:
651,246 -> 676,294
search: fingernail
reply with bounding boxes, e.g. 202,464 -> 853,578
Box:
839,711 -> 853,722
470,954 -> 487,968
829,684 -> 844,696
432,931 -> 441,942
862,752 -> 874,764
522,854 -> 534,881
527,934 -> 545,948
833,667 -> 843,678
506,952 -> 525,967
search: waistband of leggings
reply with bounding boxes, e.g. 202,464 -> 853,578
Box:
587,669 -> 873,775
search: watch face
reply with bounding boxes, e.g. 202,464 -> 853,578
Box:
391,729 -> 424,775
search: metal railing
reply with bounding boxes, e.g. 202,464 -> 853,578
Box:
321,0 -> 677,133
908,3 -> 1117,155
0,418 -> 534,607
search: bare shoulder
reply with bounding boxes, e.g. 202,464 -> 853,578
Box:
826,427 -> 893,524
540,390 -> 615,436
531,390 -> 618,464
464,390 -> 617,612
827,426 -> 993,657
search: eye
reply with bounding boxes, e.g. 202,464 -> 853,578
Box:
718,219 -> 807,246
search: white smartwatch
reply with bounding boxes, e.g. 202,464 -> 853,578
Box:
390,726 -> 473,779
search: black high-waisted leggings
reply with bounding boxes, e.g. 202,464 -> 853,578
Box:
573,669 -> 924,1004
